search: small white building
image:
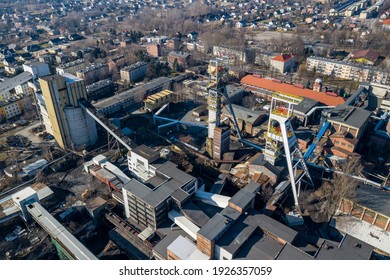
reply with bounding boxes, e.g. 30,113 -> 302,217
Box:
23,62 -> 50,80
127,145 -> 160,181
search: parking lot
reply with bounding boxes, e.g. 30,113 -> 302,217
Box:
1,121 -> 55,146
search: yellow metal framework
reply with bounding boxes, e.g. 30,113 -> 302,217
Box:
272,91 -> 304,104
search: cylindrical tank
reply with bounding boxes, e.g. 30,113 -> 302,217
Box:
64,107 -> 98,148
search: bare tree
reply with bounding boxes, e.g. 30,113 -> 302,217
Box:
317,157 -> 363,218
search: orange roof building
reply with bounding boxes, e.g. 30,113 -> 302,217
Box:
271,54 -> 295,62
270,54 -> 296,73
240,75 -> 345,106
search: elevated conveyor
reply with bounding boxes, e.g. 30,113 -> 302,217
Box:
27,202 -> 97,260
79,99 -> 133,151
304,121 -> 330,160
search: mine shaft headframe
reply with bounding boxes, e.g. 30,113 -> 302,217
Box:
208,59 -> 228,86
272,91 -> 304,105
270,91 -> 304,120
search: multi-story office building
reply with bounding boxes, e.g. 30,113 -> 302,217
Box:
124,145 -> 198,230
39,74 -> 98,149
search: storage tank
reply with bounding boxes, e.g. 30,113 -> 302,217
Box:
64,107 -> 98,148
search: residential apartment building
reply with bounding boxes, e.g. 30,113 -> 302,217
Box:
167,51 -> 191,68
120,62 -> 149,84
76,63 -> 109,85
0,99 -> 24,120
254,50 -> 278,66
56,59 -> 85,75
23,62 -> 50,80
146,44 -> 161,58
0,69 -> 44,120
108,55 -> 126,73
186,42 -> 206,53
15,82 -> 32,95
166,38 -> 181,51
86,79 -> 115,101
307,57 -> 390,84
270,54 -> 296,73
213,46 -> 255,65
0,71 -> 33,100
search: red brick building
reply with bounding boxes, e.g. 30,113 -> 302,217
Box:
147,44 -> 161,57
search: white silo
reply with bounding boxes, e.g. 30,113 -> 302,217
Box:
64,107 -> 98,149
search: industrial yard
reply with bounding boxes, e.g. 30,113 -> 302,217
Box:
0,0 -> 389,268
1,54 -> 389,261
